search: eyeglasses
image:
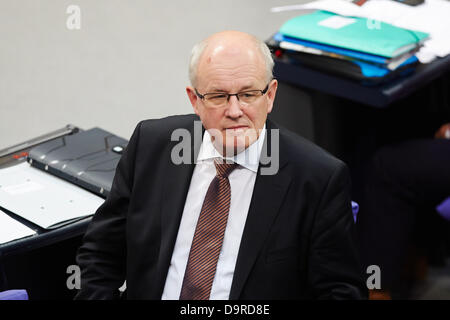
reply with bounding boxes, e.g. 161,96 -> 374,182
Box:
195,84 -> 270,108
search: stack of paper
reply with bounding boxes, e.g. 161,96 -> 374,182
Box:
267,1 -> 434,83
267,9 -> 427,83
271,0 -> 450,63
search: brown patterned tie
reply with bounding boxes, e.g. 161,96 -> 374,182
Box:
179,159 -> 238,300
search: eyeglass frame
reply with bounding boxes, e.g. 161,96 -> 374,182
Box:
194,82 -> 271,108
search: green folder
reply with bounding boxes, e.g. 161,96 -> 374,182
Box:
279,11 -> 429,58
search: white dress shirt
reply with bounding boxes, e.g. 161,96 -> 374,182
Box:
161,126 -> 266,300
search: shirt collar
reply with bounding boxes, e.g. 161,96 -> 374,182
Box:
196,124 -> 266,173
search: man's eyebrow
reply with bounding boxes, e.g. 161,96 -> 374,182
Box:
208,87 -> 228,93
239,84 -> 257,91
208,84 -> 257,92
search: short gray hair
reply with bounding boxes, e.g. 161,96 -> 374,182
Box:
188,34 -> 274,87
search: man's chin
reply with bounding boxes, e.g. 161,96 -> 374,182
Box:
222,135 -> 256,157
209,128 -> 259,156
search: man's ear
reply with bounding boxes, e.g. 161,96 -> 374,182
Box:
186,86 -> 200,116
266,79 -> 278,114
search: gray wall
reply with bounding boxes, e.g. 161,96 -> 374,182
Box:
0,0 -> 310,149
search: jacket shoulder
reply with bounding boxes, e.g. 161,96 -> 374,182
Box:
138,114 -> 199,134
125,114 -> 199,158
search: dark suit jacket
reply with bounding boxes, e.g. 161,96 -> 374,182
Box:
75,114 -> 367,300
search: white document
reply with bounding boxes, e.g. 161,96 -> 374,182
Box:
0,162 -> 104,229
318,15 -> 357,29
0,209 -> 36,244
362,0 -> 450,62
271,0 -> 450,63
271,0 -> 363,16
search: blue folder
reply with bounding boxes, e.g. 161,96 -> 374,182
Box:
274,33 -> 390,66
271,32 -> 418,80
278,10 -> 427,58
353,56 -> 417,78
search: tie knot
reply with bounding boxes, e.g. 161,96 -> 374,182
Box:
214,159 -> 238,178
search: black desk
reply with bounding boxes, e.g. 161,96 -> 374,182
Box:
269,55 -> 450,201
0,164 -> 93,299
0,212 -> 90,257
0,128 -> 95,300
0,215 -> 91,300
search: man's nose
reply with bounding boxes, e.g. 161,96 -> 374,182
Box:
226,95 -> 243,118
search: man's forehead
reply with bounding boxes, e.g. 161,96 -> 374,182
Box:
201,39 -> 261,64
197,46 -> 265,84
197,68 -> 264,91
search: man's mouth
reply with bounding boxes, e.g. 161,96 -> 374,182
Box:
225,126 -> 248,133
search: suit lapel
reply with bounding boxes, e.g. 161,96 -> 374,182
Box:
229,120 -> 291,299
154,118 -> 204,297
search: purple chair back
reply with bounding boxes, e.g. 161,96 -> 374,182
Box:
0,290 -> 29,300
352,201 -> 359,223
436,197 -> 450,221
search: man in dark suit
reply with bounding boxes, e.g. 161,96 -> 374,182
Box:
75,31 -> 366,300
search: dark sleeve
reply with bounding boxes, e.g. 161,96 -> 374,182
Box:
74,121 -> 142,300
308,162 -> 368,300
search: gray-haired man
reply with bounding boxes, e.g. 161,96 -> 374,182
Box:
75,30 -> 366,300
